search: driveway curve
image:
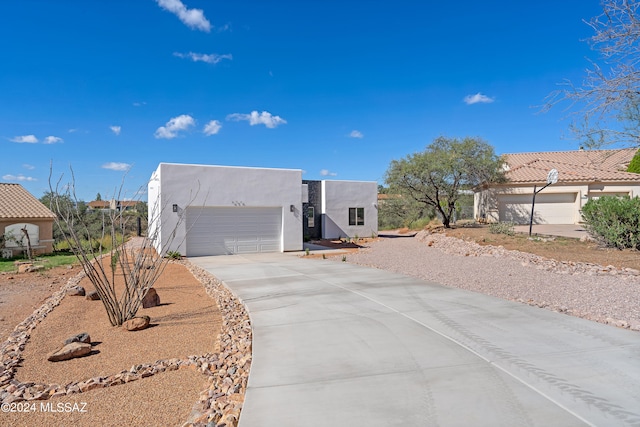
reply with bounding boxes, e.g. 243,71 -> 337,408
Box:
190,253 -> 640,427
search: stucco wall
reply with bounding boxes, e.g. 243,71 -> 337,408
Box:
148,163 -> 303,255
321,180 -> 378,239
0,219 -> 54,256
147,168 -> 162,253
475,182 -> 640,224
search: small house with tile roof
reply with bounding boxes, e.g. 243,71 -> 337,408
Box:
474,148 -> 640,224
88,199 -> 138,212
0,183 -> 57,257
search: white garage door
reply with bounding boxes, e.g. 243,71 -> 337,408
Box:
498,193 -> 577,224
185,207 -> 282,256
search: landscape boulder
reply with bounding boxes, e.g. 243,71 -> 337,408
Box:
64,332 -> 91,345
16,263 -> 32,273
67,286 -> 86,296
142,288 -> 160,308
86,290 -> 100,300
123,316 -> 150,331
47,342 -> 92,362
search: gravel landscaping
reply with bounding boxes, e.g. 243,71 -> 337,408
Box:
337,231 -> 640,331
0,260 -> 251,427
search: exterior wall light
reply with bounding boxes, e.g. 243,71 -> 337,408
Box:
172,204 -> 178,212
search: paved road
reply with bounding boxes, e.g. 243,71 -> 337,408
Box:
190,253 -> 640,427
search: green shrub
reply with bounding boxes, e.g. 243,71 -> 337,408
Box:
489,221 -> 515,236
627,149 -> 640,174
581,196 -> 640,249
165,251 -> 182,259
55,235 -> 121,253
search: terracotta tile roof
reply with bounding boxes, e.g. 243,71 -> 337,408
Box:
0,183 -> 57,219
503,148 -> 640,184
88,200 -> 110,209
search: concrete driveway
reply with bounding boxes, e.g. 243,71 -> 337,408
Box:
190,254 -> 640,427
514,224 -> 589,239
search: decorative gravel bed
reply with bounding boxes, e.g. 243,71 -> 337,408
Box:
0,259 -> 252,427
339,231 -> 640,331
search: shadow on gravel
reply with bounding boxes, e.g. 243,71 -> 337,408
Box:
378,232 -> 418,238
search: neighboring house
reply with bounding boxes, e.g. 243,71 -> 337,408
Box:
88,199 -> 138,212
0,183 -> 57,258
474,148 -> 640,225
149,163 -> 378,256
87,200 -> 110,210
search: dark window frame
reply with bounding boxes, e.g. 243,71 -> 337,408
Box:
307,206 -> 315,228
348,207 -> 365,226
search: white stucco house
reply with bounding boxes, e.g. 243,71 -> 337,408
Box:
474,148 -> 640,224
148,163 -> 378,256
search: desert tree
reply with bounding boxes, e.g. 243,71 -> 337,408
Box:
385,136 -> 505,228
377,189 -> 434,230
545,0 -> 640,147
48,166 -> 190,326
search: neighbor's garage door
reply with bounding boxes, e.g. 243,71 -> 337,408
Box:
498,193 -> 577,224
185,207 -> 282,256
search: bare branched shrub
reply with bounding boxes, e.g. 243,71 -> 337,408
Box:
544,0 -> 640,147
49,166 -> 188,326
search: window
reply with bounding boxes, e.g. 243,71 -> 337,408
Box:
348,207 -> 365,226
307,206 -> 315,228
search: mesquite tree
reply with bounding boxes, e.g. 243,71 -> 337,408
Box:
49,168 -> 185,326
385,136 -> 505,228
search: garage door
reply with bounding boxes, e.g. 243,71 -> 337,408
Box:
185,207 -> 282,256
498,193 -> 577,224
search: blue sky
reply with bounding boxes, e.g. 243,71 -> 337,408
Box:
1,0 -> 605,201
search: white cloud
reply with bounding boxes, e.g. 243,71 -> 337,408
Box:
203,120 -> 222,135
110,126 -> 121,135
156,0 -> 211,32
463,93 -> 495,105
320,169 -> 338,177
173,52 -> 232,64
154,114 -> 195,139
43,136 -> 63,144
133,101 -> 146,107
11,135 -> 38,143
349,130 -> 364,138
22,164 -> 35,170
102,162 -> 131,171
216,23 -> 231,33
226,111 -> 287,128
3,174 -> 36,182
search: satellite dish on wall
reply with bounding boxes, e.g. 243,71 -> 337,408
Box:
547,169 -> 559,185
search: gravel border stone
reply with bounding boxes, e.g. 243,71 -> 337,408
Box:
0,260 -> 252,427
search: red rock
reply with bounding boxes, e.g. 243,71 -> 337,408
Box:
85,291 -> 100,300
142,288 -> 160,308
67,286 -> 85,296
123,316 -> 150,331
47,342 -> 92,362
